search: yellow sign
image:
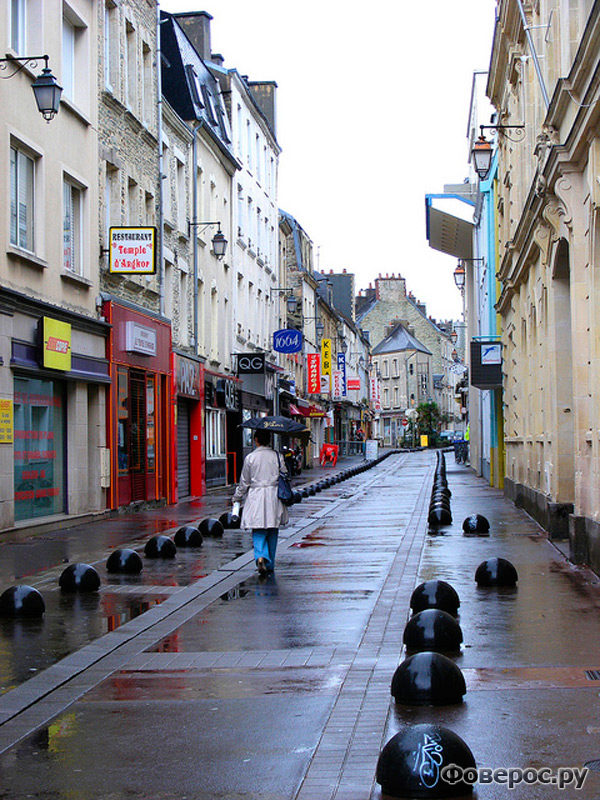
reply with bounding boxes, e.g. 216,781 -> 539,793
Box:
42,318 -> 72,371
0,400 -> 13,444
321,339 -> 332,375
420,435 -> 429,448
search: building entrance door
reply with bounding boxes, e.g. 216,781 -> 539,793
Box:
130,370 -> 146,501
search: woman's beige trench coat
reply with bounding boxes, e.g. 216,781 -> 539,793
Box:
232,445 -> 289,529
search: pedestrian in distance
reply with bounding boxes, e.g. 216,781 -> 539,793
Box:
232,429 -> 289,577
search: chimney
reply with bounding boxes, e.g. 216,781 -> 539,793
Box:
247,81 -> 278,136
174,11 -> 213,62
211,53 -> 225,66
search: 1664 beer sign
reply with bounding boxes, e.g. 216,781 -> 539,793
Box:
273,328 -> 303,353
307,353 -> 321,394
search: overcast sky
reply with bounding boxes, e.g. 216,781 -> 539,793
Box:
161,0 -> 497,321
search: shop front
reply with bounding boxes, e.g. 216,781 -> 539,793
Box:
236,353 -> 276,463
174,353 -> 204,499
2,289 -> 110,529
204,370 -> 241,488
104,299 -> 172,509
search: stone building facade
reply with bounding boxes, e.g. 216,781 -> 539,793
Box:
0,0 -> 109,530
97,0 -> 173,509
487,0 -> 600,564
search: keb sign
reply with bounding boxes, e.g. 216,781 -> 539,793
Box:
273,328 -> 303,353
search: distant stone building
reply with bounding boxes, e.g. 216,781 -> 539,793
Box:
371,324 -> 432,446
356,274 -> 460,430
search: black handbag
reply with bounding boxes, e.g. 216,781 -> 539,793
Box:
277,454 -> 293,504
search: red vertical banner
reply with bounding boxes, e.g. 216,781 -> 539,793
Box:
307,353 -> 321,394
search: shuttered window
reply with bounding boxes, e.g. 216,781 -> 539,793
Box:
10,146 -> 34,252
63,179 -> 82,274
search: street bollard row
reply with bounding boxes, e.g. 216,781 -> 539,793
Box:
377,456 -> 520,798
428,451 -> 452,529
0,515 -> 227,617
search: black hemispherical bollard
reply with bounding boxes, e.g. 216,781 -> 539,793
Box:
428,507 -> 452,527
475,557 -> 518,586
410,580 -> 460,616
59,563 -> 101,593
308,486 -> 316,496
0,585 -> 45,617
391,652 -> 466,706
106,548 -> 143,574
199,518 -> 224,538
462,514 -> 490,535
377,724 -> 476,798
174,525 -> 203,547
403,609 -> 463,654
219,511 -> 241,530
144,535 -> 177,559
292,490 -> 303,504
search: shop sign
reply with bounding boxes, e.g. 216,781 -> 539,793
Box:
125,321 -> 157,356
0,400 -> 13,444
321,339 -> 332,375
237,353 -> 265,374
273,329 -> 303,354
307,353 -> 320,394
347,378 -> 361,391
40,317 -> 72,371
320,374 -> 330,394
332,370 -> 343,401
216,378 -> 239,411
176,357 -> 201,399
337,353 -> 347,397
109,227 -> 157,274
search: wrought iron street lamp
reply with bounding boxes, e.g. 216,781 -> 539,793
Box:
0,55 -> 62,121
188,220 -> 228,258
453,263 -> 466,290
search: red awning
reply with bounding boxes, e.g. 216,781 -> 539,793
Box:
290,403 -> 302,416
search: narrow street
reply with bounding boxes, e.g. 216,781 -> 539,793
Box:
0,451 -> 599,799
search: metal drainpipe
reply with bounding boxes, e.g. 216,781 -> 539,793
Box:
156,4 -> 165,316
191,123 -> 203,350
515,0 -> 550,110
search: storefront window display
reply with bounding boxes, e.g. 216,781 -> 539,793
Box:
117,367 -> 128,475
206,408 -> 226,459
14,377 -> 65,521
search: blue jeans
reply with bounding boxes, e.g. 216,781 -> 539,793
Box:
252,528 -> 278,571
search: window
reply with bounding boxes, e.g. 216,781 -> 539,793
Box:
237,184 -> 244,237
206,408 -> 226,458
63,179 -> 83,274
392,358 -> 398,377
142,41 -> 152,125
105,162 -> 120,232
62,6 -> 88,109
176,156 -> 185,231
125,19 -> 136,110
146,376 -> 156,472
117,368 -> 129,475
11,0 -> 26,51
62,16 -> 75,100
14,377 -> 65,521
383,359 -> 389,378
162,143 -> 172,222
127,178 -> 138,225
145,191 -> 155,226
104,2 -> 118,90
10,145 -> 35,252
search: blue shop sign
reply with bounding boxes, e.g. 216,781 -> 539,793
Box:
273,328 -> 303,354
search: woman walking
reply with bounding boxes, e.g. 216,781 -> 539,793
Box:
232,429 -> 289,576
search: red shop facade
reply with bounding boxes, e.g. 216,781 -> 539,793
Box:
104,299 -> 173,508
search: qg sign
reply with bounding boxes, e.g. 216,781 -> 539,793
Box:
273,328 -> 303,354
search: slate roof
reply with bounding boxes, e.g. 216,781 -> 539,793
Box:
371,323 -> 432,356
160,12 -> 235,163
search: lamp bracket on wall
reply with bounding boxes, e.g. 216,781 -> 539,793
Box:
479,124 -> 525,143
